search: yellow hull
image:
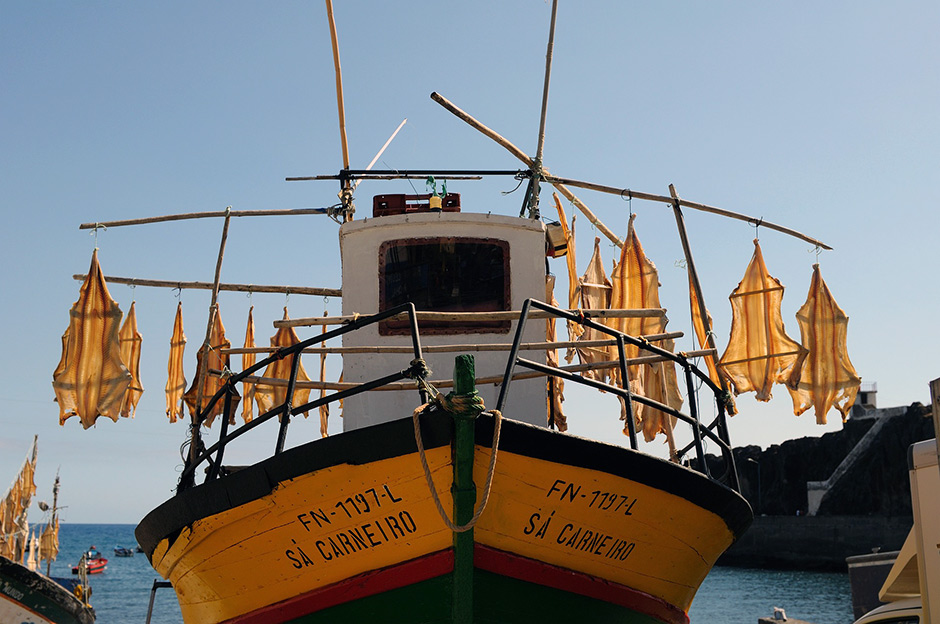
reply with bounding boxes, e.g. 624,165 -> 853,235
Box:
138,413 -> 750,624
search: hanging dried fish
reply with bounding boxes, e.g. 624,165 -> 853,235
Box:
576,237 -> 612,381
118,301 -> 144,418
608,216 -> 681,450
689,273 -> 737,415
255,307 -> 312,421
552,193 -> 582,363
183,306 -> 239,428
53,250 -> 132,429
787,264 -> 861,424
165,302 -> 187,423
242,306 -> 256,424
718,240 -> 807,401
545,275 -> 567,431
318,310 -> 329,438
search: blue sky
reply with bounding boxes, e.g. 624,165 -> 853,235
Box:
2,2 -> 937,523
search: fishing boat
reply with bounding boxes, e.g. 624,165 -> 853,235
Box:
0,438 -> 95,624
70,548 -> 106,575
113,546 -> 134,558
51,3 -> 852,623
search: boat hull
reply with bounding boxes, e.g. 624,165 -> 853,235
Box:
137,413 -> 751,624
0,556 -> 95,624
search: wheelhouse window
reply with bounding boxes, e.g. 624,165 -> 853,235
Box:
379,237 -> 511,335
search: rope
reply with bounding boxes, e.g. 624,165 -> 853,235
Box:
412,400 -> 502,533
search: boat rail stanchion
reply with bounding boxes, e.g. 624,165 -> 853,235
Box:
145,579 -> 173,624
275,349 -> 303,454
615,334 -> 639,450
451,354 -> 479,624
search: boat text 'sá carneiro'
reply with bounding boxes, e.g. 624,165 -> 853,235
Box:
54,2 -> 860,623
0,438 -> 95,624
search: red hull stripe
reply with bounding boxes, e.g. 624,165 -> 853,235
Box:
223,549 -> 454,624
474,544 -> 690,624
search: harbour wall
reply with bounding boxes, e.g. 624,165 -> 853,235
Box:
718,514 -> 911,571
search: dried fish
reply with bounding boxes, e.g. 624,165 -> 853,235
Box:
787,264 -> 861,424
53,250 -> 132,429
118,301 -> 144,418
165,302 -> 187,423
183,306 -> 239,428
689,273 -> 737,415
608,216 -> 680,451
255,307 -> 312,421
576,237 -> 612,382
552,193 -> 582,363
718,240 -> 807,401
242,306 -> 256,424
545,275 -> 567,431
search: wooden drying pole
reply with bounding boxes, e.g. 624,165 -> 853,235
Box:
429,92 -> 623,248
275,307 -> 666,329
325,0 -> 354,220
224,331 -> 685,356
523,0 -> 559,219
78,207 -> 338,230
217,348 -> 717,393
187,209 -> 232,471
71,274 -> 340,298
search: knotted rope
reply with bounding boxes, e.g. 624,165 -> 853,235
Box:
412,387 -> 502,533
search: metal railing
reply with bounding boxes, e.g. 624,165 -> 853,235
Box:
178,302 -> 427,493
178,298 -> 740,494
495,298 -> 740,492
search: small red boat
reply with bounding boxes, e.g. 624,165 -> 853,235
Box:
71,545 -> 107,575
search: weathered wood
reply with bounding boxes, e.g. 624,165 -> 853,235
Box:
429,91 -> 624,247
545,174 -> 833,250
222,331 -> 685,356
215,348 -> 716,392
72,274 -> 341,298
276,307 -> 666,328
325,0 -> 350,171
78,207 -> 332,230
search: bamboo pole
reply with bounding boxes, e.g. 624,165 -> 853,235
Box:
78,207 -> 334,230
669,184 -> 733,420
222,332 -> 685,356
543,174 -> 833,250
276,307 -> 666,328
352,119 -> 407,192
189,209 -> 232,466
72,274 -> 341,298
215,348 -> 716,393
525,0 -> 559,219
429,91 -> 623,247
325,0 -> 349,171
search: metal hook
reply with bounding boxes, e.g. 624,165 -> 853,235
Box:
90,223 -> 107,249
173,284 -> 182,300
750,217 -> 763,240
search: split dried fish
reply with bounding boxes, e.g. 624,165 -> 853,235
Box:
255,307 -> 312,421
183,306 -> 239,428
718,240 -> 807,401
165,302 -> 186,423
118,301 -> 144,418
787,264 -> 861,424
53,250 -> 131,429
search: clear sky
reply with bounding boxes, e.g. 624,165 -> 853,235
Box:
1,2 -> 937,524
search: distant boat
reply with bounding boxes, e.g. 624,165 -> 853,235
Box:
71,547 -> 107,575
0,437 -> 95,623
113,546 -> 134,557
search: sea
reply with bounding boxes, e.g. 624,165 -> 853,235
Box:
57,523 -> 855,624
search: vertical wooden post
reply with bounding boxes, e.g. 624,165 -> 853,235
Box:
187,208 -> 232,472
669,184 -> 733,443
452,354 -> 476,624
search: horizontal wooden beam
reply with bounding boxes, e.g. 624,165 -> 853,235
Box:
222,332 -> 685,356
72,274 -> 341,298
276,307 -> 666,328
